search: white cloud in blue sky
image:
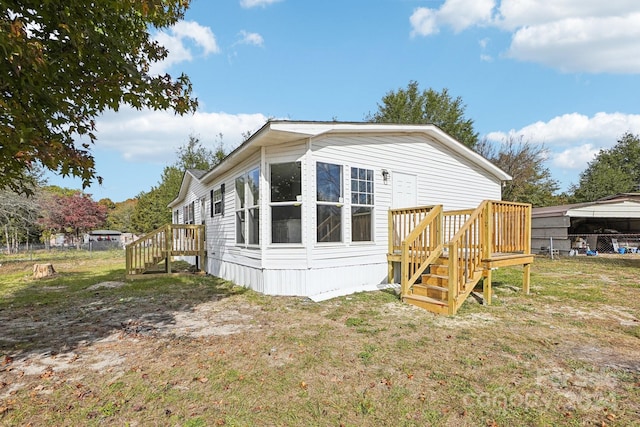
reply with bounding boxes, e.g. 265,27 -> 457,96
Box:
410,1 -> 640,74
47,1 -> 640,200
236,30 -> 264,47
151,21 -> 220,74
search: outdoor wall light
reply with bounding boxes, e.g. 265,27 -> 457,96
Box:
382,169 -> 389,183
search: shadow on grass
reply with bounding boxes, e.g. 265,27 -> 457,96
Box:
0,263 -> 247,360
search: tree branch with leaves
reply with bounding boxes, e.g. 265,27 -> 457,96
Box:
1,0 -> 198,194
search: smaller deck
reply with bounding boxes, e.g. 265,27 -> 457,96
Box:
388,201 -> 533,315
125,224 -> 205,278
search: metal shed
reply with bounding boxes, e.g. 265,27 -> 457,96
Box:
532,193 -> 640,254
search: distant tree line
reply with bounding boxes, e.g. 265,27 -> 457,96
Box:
3,80 -> 639,253
0,134 -> 224,252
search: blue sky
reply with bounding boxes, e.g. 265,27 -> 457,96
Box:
48,0 -> 640,202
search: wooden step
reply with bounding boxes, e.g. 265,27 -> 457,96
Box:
412,283 -> 449,300
403,294 -> 450,315
429,264 -> 448,276
421,274 -> 448,287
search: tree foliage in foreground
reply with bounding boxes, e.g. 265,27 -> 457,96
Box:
368,80 -> 479,148
476,136 -> 560,207
131,135 -> 225,233
570,133 -> 640,202
1,0 -> 197,194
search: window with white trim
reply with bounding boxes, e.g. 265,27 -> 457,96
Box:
270,161 -> 302,243
183,201 -> 195,225
235,168 -> 260,245
351,167 -> 374,242
211,184 -> 225,217
316,161 -> 342,243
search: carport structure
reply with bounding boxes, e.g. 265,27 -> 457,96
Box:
532,193 -> 640,254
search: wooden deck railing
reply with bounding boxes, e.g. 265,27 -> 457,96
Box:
125,224 -> 205,276
388,206 -> 437,255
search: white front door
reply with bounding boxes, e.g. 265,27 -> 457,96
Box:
392,172 -> 417,208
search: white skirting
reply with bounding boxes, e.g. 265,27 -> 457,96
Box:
207,257 -> 392,300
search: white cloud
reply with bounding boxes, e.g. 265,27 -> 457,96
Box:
237,30 -> 264,47
410,1 -> 640,74
551,144 -> 600,170
95,108 -> 269,164
410,8 -> 439,37
486,112 -> 640,186
240,0 -> 282,9
410,0 -> 495,36
151,21 -> 220,74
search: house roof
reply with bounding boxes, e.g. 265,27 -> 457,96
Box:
168,120 -> 511,208
169,169 -> 208,209
532,193 -> 640,219
89,230 -> 122,235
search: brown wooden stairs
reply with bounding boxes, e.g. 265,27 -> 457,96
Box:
125,224 -> 205,278
387,201 -> 534,315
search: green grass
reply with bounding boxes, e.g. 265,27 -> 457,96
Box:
0,251 -> 639,426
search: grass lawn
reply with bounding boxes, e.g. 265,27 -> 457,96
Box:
0,250 -> 639,426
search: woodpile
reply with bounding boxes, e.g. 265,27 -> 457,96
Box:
33,263 -> 56,279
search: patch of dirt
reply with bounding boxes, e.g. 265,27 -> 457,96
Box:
86,281 -> 127,290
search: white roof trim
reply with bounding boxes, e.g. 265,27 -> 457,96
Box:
172,121 -> 511,206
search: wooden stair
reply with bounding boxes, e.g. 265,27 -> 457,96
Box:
388,200 -> 534,316
403,257 -> 484,315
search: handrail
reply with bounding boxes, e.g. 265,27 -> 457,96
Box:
389,206 -> 435,255
400,205 -> 443,296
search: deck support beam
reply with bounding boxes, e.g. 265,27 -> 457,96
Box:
483,268 -> 492,305
523,263 -> 531,294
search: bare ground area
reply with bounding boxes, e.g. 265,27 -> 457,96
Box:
0,253 -> 639,426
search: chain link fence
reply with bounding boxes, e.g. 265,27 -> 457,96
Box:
568,234 -> 640,254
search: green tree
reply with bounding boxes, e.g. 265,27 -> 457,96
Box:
105,199 -> 137,232
368,80 -> 478,148
1,0 -> 197,195
476,135 -> 559,207
570,133 -> 640,202
131,135 -> 224,233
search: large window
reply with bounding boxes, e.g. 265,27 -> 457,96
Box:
235,168 -> 260,245
316,162 -> 342,243
351,167 -> 374,242
271,162 -> 302,243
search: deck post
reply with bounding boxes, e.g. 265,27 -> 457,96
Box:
523,263 -> 531,294
447,242 -> 458,315
482,202 -> 493,305
388,209 -> 395,283
166,225 -> 172,274
483,269 -> 492,305
400,241 -> 409,297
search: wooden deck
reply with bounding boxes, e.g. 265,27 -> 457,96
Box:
125,224 -> 205,278
388,200 -> 533,315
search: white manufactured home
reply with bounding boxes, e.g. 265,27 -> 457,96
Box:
167,121 -> 511,296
